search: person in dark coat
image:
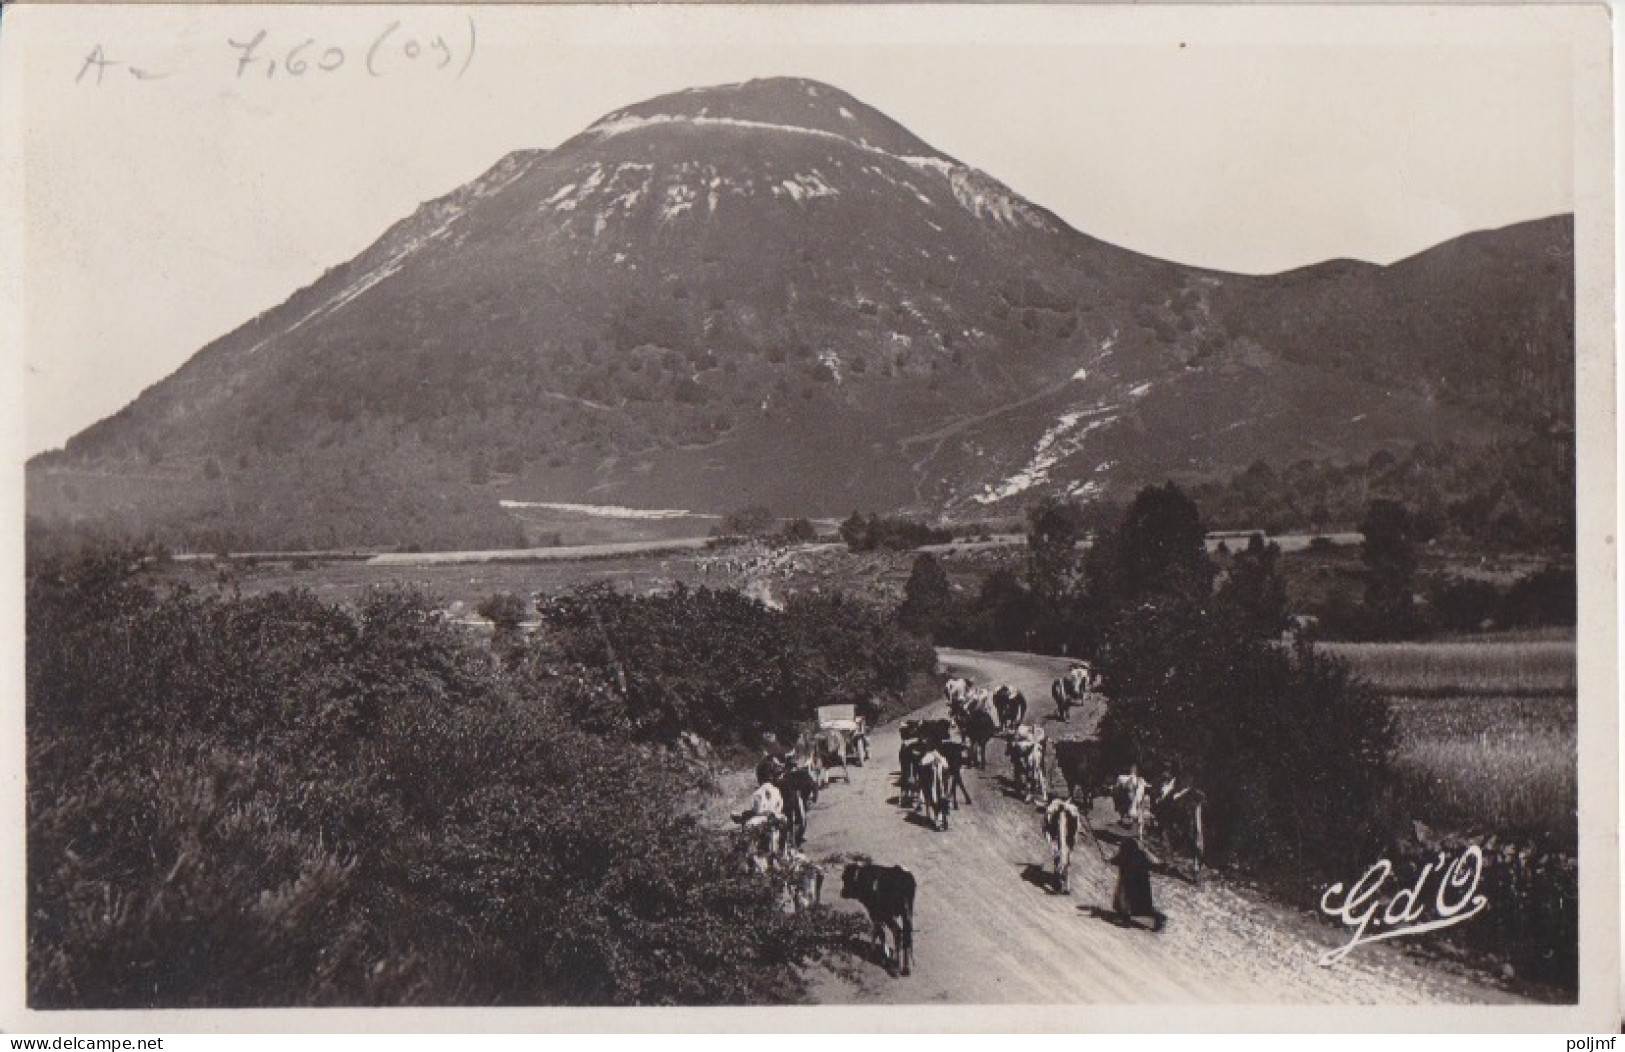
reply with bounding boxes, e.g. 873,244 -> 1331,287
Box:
1109,835 -> 1167,931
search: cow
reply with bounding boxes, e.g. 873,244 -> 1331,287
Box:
916,748 -> 951,831
966,685 -> 995,718
993,686 -> 1028,732
943,675 -> 972,709
756,751 -> 788,788
1007,724 -> 1047,801
840,862 -> 916,976
806,748 -> 829,792
1051,677 -> 1074,722
1052,662 -> 1100,722
814,728 -> 852,783
736,813 -> 785,874
783,849 -> 824,913
1149,776 -> 1207,884
935,739 -> 973,807
1041,795 -> 1084,893
1112,765 -> 1152,836
964,707 -> 1000,769
777,762 -> 820,849
897,738 -> 926,810
1053,738 -> 1111,805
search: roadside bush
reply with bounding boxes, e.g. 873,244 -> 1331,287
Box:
1381,830 -> 1577,991
1095,597 -> 1395,873
1427,578 -> 1502,634
1500,564 -> 1576,628
528,583 -> 932,745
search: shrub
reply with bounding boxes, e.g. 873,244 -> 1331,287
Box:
527,583 -> 931,746
777,518 -> 818,545
838,511 -> 951,552
1095,599 -> 1395,873
27,559 -> 856,1007
1500,564 -> 1576,628
717,505 -> 777,538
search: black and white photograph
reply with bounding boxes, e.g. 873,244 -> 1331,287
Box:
3,2 -> 1616,1031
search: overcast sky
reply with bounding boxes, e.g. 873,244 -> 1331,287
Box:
9,4 -> 1584,455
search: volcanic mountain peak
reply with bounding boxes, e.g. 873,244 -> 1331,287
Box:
27,76 -> 1573,552
584,77 -> 943,160
564,78 -> 1059,239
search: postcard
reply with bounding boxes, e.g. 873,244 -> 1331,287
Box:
1,2 -> 1615,1033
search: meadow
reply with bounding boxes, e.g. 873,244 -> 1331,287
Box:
1318,639 -> 1577,697
1321,638 -> 1577,848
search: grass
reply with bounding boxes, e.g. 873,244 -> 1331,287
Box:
1387,694 -> 1577,849
1318,639 -> 1577,848
1318,640 -> 1576,697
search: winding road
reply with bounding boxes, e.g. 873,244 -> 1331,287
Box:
793,648 -> 1531,1005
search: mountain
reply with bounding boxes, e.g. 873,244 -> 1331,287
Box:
26,78 -> 1574,551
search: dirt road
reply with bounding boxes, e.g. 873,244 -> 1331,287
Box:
794,648 -> 1531,1005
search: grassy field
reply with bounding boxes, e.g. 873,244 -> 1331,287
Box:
148,538 -> 1016,617
150,547 -> 728,613
1387,694 -> 1577,848
1318,639 -> 1576,697
1320,639 -> 1578,849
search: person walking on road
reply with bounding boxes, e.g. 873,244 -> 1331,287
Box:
1108,835 -> 1167,932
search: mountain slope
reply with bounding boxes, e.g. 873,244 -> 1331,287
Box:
27,78 -> 1573,550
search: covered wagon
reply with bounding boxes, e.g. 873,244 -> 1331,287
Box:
812,703 -> 870,778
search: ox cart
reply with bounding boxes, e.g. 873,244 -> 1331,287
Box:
813,704 -> 870,781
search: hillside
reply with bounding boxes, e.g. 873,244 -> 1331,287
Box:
27,78 -> 1573,551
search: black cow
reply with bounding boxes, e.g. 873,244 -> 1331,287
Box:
776,764 -> 819,849
755,752 -> 788,787
935,739 -> 973,807
965,708 -> 1000,769
993,686 -> 1027,732
896,738 -> 920,810
840,862 -> 916,976
1052,738 -> 1110,803
1149,777 -> 1208,884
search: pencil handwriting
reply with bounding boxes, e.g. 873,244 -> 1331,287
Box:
77,17 -> 476,87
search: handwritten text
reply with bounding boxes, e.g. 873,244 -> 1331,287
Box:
1316,844 -> 1488,966
77,17 -> 476,88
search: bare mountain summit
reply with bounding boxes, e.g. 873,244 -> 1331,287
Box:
28,78 -> 1573,550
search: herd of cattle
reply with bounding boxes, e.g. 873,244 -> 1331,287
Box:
730,663 -> 1207,976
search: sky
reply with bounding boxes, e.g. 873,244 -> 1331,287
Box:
7,4 -> 1587,455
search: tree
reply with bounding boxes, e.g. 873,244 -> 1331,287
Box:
777,518 -> 818,545
1087,482 -> 1214,612
977,568 -> 1035,651
896,552 -> 952,639
719,505 -> 776,537
1022,496 -> 1094,655
1217,533 -> 1290,639
1360,499 -> 1420,638
477,591 -> 529,665
1025,496 -> 1086,607
838,511 -> 869,551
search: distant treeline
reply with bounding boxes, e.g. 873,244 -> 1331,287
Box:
1188,435 -> 1575,553
838,511 -> 952,552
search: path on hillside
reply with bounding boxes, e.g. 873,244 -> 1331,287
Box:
789,648 -> 1530,1005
